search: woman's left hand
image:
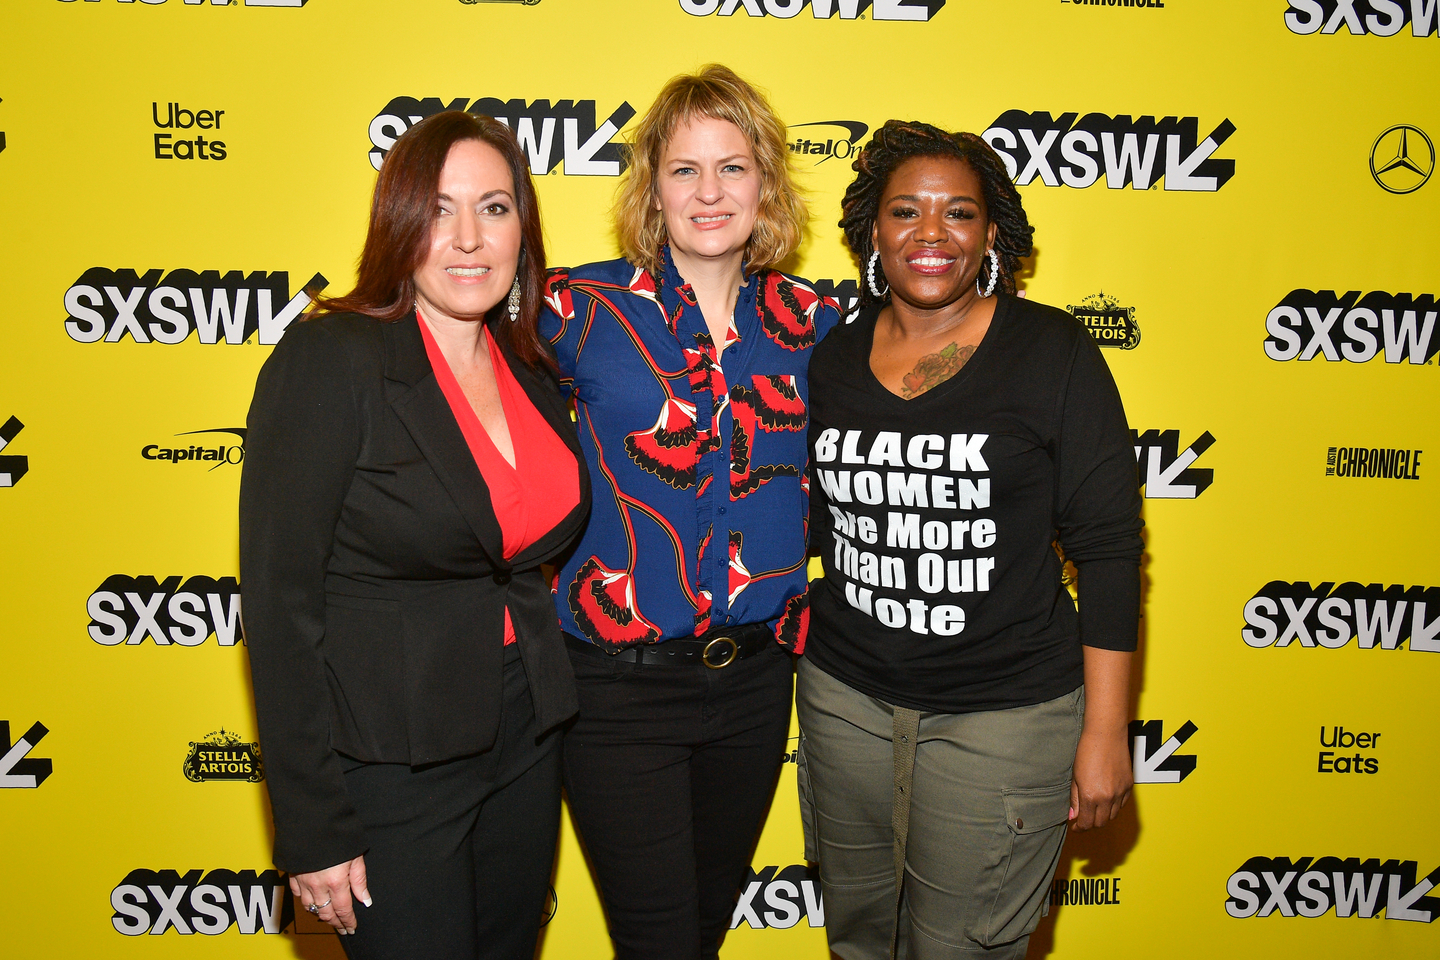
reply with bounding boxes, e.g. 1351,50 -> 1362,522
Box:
1069,645 -> 1134,831
1068,726 -> 1132,831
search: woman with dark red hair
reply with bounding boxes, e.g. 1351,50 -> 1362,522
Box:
240,111 -> 589,958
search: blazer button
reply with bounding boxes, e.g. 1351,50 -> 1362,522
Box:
493,572 -> 512,586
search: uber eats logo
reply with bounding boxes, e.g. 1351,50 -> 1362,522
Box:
1264,291 -> 1437,365
87,575 -> 243,647
369,97 -> 636,175
1285,1 -> 1440,36
982,111 -> 1235,192
1241,582 -> 1440,653
111,870 -> 290,936
63,269 -> 328,346
1226,857 -> 1439,923
731,865 -> 824,929
679,0 -> 945,20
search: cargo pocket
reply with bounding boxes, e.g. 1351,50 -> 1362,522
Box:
795,731 -> 819,863
981,782 -> 1073,946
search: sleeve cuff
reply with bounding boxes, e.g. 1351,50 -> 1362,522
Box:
1076,557 -> 1140,652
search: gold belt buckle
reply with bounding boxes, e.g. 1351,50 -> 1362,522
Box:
701,635 -> 739,669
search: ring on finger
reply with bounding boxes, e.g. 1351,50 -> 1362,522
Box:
306,897 -> 333,915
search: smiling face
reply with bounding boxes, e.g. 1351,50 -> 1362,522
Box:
872,154 -> 998,312
654,116 -> 761,273
412,138 -> 522,325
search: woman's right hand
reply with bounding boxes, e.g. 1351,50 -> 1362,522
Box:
289,856 -> 372,934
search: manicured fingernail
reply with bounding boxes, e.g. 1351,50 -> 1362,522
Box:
362,897 -> 373,908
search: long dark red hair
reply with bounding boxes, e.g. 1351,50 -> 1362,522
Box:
314,111 -> 551,369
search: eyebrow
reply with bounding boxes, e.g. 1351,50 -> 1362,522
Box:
668,154 -> 750,166
887,194 -> 979,204
436,189 -> 513,203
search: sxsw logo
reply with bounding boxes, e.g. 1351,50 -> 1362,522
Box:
810,279 -> 861,323
0,416 -> 28,487
982,112 -> 1235,192
1132,430 -> 1215,499
731,865 -> 824,929
63,269 -> 327,346
1226,857 -> 1439,922
111,870 -> 289,936
368,97 -> 636,175
0,721 -> 52,789
1285,1 -> 1440,36
87,575 -> 244,647
1129,719 -> 1197,784
1241,582 -> 1440,653
1264,291 -> 1437,365
678,0 -> 945,20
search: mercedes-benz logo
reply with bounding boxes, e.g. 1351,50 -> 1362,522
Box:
1369,124 -> 1434,195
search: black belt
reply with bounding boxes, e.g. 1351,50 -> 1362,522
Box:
564,622 -> 776,669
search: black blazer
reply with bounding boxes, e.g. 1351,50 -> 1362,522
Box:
239,312 -> 590,874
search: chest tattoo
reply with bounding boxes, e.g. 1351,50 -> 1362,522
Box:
901,342 -> 977,399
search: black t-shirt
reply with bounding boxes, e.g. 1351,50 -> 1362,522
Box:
806,294 -> 1144,714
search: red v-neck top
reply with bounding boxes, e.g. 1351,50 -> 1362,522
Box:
418,314 -> 581,645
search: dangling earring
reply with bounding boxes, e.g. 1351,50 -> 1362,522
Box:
866,250 -> 889,299
507,276 -> 521,322
977,248 -> 999,298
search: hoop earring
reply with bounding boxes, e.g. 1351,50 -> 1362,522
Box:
507,276 -> 521,322
977,248 -> 999,298
866,250 -> 888,299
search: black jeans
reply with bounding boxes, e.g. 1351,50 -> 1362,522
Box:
338,646 -> 562,960
562,637 -> 794,960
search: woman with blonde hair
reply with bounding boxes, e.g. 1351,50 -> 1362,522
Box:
541,64 -> 839,959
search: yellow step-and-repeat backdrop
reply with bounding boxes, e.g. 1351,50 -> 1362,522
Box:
1,1 -> 1436,958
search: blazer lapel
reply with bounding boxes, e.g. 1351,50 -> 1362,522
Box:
499,335 -> 593,567
382,315 -> 509,568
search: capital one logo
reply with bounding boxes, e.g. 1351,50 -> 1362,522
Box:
982,112 -> 1235,192
87,575 -> 244,646
1226,857 -> 1439,923
64,269 -> 327,346
368,97 -> 636,175
678,0 -> 944,20
1242,582 -> 1440,653
1285,1 -> 1440,36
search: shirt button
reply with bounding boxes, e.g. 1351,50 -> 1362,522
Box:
718,507 -> 727,515
493,572 -> 512,586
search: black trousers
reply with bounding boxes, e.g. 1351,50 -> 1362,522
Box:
562,637 -> 794,960
338,646 -> 562,960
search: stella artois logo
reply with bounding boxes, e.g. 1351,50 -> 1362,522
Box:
183,728 -> 263,783
1068,292 -> 1140,350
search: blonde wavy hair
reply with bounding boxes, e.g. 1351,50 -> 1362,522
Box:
615,64 -> 806,278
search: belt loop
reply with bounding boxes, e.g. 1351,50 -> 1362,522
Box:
890,707 -> 920,958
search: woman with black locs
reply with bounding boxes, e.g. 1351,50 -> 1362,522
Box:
798,121 -> 1144,959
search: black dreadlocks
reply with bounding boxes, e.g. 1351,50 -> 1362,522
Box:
839,120 -> 1034,310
